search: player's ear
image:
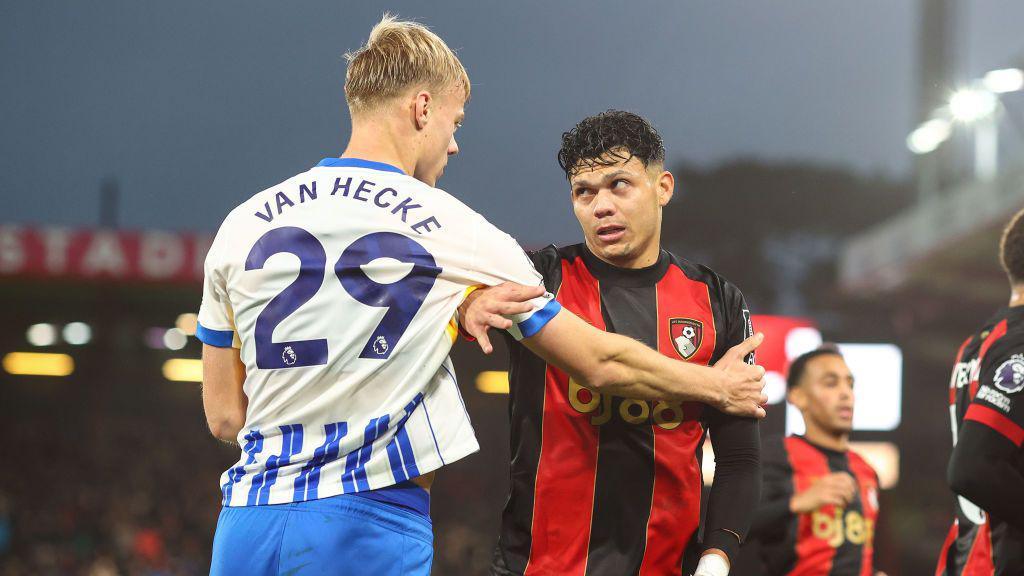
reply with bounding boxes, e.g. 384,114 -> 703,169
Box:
413,90 -> 432,131
787,386 -> 805,410
655,168 -> 674,207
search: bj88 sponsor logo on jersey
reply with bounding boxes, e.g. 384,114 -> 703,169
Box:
566,378 -> 694,430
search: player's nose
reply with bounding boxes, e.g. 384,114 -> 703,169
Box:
447,136 -> 459,156
593,190 -> 616,217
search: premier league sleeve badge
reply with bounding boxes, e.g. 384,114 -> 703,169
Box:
993,353 -> 1024,394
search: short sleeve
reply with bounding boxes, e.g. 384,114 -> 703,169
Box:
966,342 -> 1024,447
196,231 -> 240,349
722,280 -> 755,364
467,216 -> 561,341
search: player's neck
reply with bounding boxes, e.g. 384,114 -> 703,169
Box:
802,422 -> 849,452
1009,283 -> 1024,308
342,118 -> 417,178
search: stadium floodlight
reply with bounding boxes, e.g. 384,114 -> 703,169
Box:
983,68 -> 1024,94
907,118 -> 953,154
62,322 -> 92,345
26,323 -> 58,346
475,370 -> 510,394
163,328 -> 188,351
175,313 -> 198,336
3,352 -> 74,376
949,88 -> 998,122
163,358 -> 203,382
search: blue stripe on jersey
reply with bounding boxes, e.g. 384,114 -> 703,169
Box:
517,299 -> 562,338
422,399 -> 445,466
247,424 -> 304,506
196,322 -> 234,347
293,422 -> 348,501
342,416 -> 390,493
316,157 -> 406,175
222,430 -> 264,505
385,394 -> 424,483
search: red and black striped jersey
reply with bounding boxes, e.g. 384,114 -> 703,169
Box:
750,436 -> 880,576
936,306 -> 1024,576
491,244 -> 760,576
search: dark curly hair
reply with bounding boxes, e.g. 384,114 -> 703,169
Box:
557,110 -> 665,178
1001,207 -> 1024,284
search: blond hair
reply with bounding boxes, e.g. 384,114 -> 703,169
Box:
344,14 -> 470,114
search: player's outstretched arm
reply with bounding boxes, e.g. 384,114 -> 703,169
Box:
201,344 -> 248,443
521,308 -> 768,418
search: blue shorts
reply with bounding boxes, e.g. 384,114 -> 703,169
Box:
210,493 -> 433,576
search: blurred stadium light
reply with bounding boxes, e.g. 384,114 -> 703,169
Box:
25,323 -> 57,346
162,358 -> 202,382
3,352 -> 74,376
948,87 -> 998,123
982,67 -> 1024,93
475,370 -> 509,394
62,322 -> 92,345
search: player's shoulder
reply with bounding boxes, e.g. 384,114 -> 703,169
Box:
664,251 -> 747,306
523,244 -> 583,292
846,449 -> 880,482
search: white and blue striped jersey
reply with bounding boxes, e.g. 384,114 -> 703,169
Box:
196,157 -> 560,507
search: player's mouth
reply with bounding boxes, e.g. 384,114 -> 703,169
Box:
836,406 -> 854,419
595,224 -> 626,243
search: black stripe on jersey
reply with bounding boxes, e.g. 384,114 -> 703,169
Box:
494,251 -> 566,574
825,452 -> 864,576
584,283 -> 658,576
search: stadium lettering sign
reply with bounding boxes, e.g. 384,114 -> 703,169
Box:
0,224 -> 212,283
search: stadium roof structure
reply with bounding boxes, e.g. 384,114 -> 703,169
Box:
837,162 -> 1024,360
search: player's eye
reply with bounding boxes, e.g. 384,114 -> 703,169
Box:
612,179 -> 629,189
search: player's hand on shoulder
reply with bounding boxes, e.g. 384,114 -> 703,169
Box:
790,472 -> 857,513
712,333 -> 768,419
458,282 -> 545,354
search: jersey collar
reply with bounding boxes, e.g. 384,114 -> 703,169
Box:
579,244 -> 671,287
316,157 -> 406,175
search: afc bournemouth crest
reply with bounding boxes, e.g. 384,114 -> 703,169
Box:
670,318 -> 703,360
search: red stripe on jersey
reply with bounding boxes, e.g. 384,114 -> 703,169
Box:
847,451 -> 880,576
934,522 -> 958,576
964,403 -> 1024,446
785,437 -> 837,576
638,266 -> 715,575
950,336 -> 974,406
971,320 -> 1008,399
524,258 -> 603,576
962,521 -> 994,576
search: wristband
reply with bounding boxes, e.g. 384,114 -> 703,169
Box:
694,553 -> 729,576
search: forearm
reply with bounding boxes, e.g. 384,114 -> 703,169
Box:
703,414 -> 761,561
597,331 -> 725,403
201,344 -> 248,442
523,309 -> 725,404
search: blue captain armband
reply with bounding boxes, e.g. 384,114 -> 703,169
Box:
514,299 -> 562,339
196,322 -> 236,348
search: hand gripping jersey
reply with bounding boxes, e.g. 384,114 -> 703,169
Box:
937,306 -> 1024,575
197,158 -> 559,507
492,244 -> 760,576
751,436 -> 880,576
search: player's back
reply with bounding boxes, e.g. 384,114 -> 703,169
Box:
941,306 -> 1024,574
198,157 -> 550,507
